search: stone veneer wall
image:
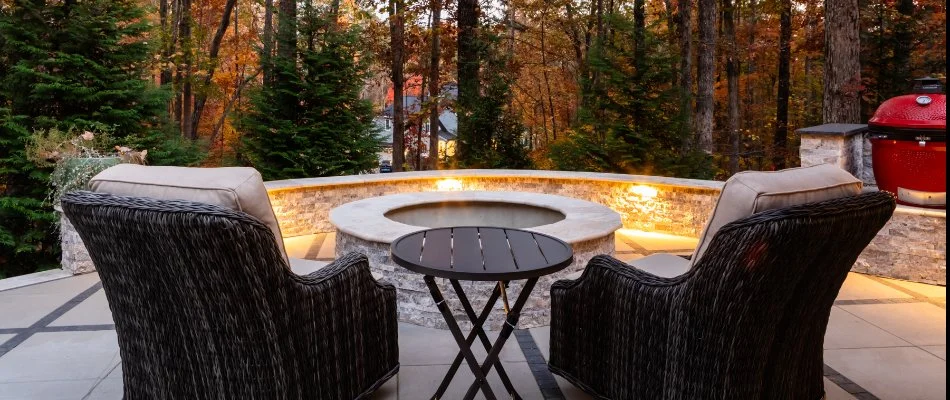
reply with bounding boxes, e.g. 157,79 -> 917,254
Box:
266,170 -> 723,238
854,206 -> 946,285
59,213 -> 96,275
798,124 -> 870,184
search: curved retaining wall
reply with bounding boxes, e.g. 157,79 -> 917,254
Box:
265,169 -> 724,238
266,169 -> 945,286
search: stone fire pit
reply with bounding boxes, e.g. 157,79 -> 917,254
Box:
330,191 -> 622,329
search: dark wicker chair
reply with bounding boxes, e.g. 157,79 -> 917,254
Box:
548,191 -> 896,400
61,191 -> 399,400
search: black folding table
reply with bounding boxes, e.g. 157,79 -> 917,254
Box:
391,226 -> 574,400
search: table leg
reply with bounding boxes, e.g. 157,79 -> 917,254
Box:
447,280 -> 520,399
423,276 -> 497,400
433,281 -> 503,398
462,278 -> 538,400
498,280 -> 511,314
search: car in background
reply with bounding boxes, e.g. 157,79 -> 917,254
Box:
379,160 -> 393,173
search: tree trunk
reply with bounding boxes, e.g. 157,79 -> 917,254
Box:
662,0 -> 676,84
189,0 -> 238,140
724,0 -> 740,173
591,0 -> 603,94
892,0 -> 914,95
695,0 -> 716,153
390,0 -> 406,171
428,0 -> 441,170
277,0 -> 297,61
330,0 -> 341,21
633,0 -> 645,60
804,0 -> 819,125
677,0 -> 693,148
745,0 -> 757,128
180,0 -> 193,139
262,0 -> 274,86
457,0 -> 479,160
209,70 -> 261,144
537,81 -> 549,146
563,1 -> 587,113
159,0 -> 172,86
775,0 -> 791,168
823,0 -> 861,123
539,5 -> 557,141
416,71 -> 427,171
631,0 -> 645,124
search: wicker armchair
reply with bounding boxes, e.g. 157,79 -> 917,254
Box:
61,191 -> 399,400
549,191 -> 896,400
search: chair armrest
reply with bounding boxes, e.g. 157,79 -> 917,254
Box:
549,255 -> 684,399
286,252 -> 399,397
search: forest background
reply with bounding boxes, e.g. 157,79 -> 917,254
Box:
0,0 -> 945,276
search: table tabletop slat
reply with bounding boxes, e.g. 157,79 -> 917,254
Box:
394,232 -> 425,263
451,227 -> 484,273
478,228 -> 517,273
420,228 -> 452,268
506,229 -> 548,269
534,234 -> 572,264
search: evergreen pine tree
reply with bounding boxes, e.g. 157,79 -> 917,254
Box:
239,10 -> 381,181
0,0 -> 196,277
548,14 -> 712,178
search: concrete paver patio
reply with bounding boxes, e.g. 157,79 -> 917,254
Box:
0,230 -> 944,399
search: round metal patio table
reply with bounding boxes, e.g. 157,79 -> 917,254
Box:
391,226 -> 574,400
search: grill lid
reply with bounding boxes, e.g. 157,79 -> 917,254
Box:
869,77 -> 946,133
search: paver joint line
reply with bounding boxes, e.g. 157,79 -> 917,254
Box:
0,282 -> 103,359
513,329 -> 565,400
862,275 -> 947,309
823,364 -> 881,400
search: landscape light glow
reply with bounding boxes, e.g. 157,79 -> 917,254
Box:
628,185 -> 658,200
436,178 -> 463,191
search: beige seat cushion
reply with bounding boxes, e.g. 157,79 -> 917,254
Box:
563,253 -> 691,281
89,164 -> 287,260
691,164 -> 862,265
629,254 -> 691,278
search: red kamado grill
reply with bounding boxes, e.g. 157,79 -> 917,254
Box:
868,77 -> 947,208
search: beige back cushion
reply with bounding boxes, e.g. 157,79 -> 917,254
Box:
691,164 -> 862,266
89,165 -> 287,261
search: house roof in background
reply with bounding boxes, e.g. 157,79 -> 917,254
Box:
374,109 -> 457,147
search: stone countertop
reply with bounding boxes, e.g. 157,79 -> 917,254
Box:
264,169 -> 725,193
329,191 -> 623,245
895,205 -> 947,218
797,123 -> 869,136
